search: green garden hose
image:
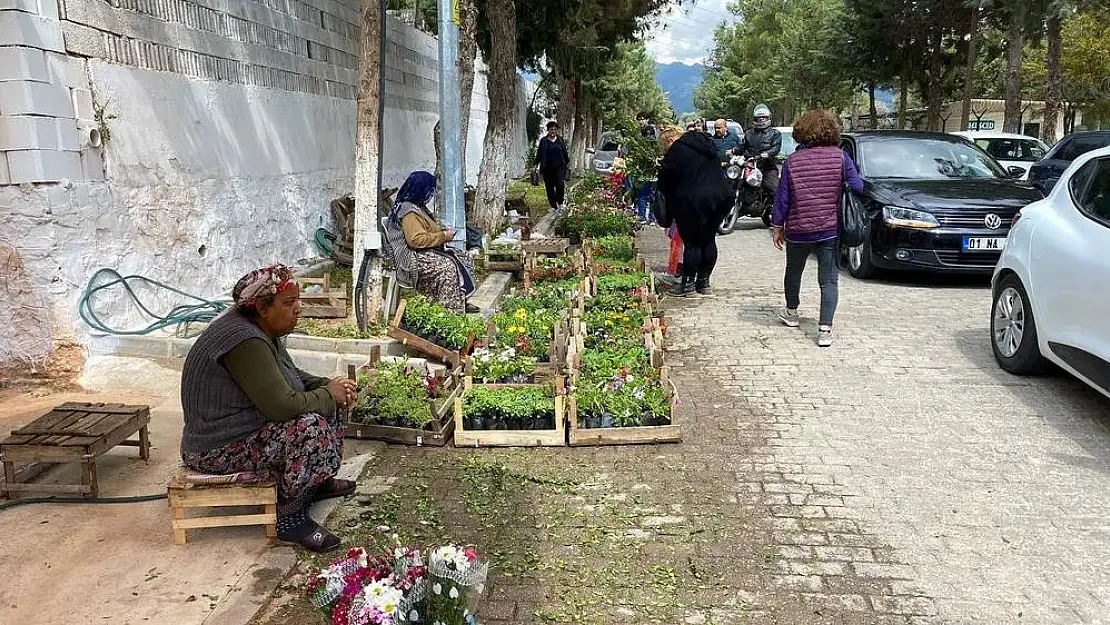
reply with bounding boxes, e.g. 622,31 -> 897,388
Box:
0,493 -> 167,512
78,268 -> 230,336
314,227 -> 337,256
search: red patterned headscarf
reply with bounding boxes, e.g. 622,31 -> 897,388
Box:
232,264 -> 295,311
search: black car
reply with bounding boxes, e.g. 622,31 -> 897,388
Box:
839,131 -> 1043,278
1027,131 -> 1110,194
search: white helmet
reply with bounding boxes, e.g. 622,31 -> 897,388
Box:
753,104 -> 772,129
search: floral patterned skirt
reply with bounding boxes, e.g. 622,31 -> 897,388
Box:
182,412 -> 344,516
416,248 -> 476,312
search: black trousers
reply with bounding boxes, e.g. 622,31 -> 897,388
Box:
543,170 -> 566,208
678,218 -> 722,281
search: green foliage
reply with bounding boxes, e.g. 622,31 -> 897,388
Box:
582,40 -> 675,129
352,361 -> 440,428
589,236 -> 635,262
462,385 -> 556,425
470,346 -> 539,383
402,294 -> 485,350
555,206 -> 637,240
1060,9 -> 1110,109
612,118 -> 662,183
490,303 -> 560,360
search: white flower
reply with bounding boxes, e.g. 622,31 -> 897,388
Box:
433,582 -> 442,595
449,586 -> 460,599
409,609 -> 420,622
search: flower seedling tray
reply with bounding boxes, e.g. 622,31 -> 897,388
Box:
567,366 -> 681,447
343,356 -> 462,446
523,254 -> 585,290
387,299 -> 474,368
522,237 -> 570,256
452,377 -> 567,448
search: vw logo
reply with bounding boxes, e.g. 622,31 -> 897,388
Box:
984,213 -> 1003,230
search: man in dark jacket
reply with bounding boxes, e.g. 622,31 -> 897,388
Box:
712,119 -> 742,161
658,129 -> 734,297
637,112 -> 659,140
739,103 -> 782,205
535,121 -> 570,210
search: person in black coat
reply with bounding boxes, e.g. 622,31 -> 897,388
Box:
658,130 -> 733,297
535,121 -> 570,210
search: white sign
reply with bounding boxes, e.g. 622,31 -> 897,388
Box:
967,120 -> 996,131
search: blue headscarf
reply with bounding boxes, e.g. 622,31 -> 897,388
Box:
390,171 -> 437,221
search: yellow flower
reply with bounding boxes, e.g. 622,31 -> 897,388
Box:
514,308 -> 527,320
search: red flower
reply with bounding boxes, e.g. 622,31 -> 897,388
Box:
464,547 -> 479,561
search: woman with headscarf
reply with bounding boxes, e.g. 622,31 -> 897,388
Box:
180,264 -> 356,552
384,171 -> 478,313
658,123 -> 734,296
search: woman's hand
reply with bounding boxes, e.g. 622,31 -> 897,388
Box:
327,377 -> 357,407
771,227 -> 785,250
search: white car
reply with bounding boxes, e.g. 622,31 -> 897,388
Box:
991,145 -> 1110,399
952,131 -> 1049,181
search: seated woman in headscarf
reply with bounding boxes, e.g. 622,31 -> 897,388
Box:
179,264 -> 357,552
385,171 -> 478,313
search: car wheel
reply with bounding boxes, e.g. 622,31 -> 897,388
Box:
846,237 -> 876,279
991,275 -> 1049,375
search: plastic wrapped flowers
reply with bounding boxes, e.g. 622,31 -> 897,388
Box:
307,541 -> 487,625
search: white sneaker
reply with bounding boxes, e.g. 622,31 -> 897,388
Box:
817,325 -> 833,347
777,307 -> 800,328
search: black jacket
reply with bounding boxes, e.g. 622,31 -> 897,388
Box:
537,135 -> 569,177
740,127 -> 782,165
659,132 -> 733,237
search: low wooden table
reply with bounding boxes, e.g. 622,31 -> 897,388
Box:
0,402 -> 151,498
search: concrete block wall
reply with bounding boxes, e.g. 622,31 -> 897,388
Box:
0,0 -> 99,184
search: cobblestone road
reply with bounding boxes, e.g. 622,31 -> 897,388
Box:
656,223 -> 1110,624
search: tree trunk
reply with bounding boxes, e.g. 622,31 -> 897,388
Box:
897,78 -> 908,130
868,82 -> 878,129
569,83 -> 587,171
924,31 -> 945,131
960,2 -> 981,131
1042,13 -> 1063,143
353,0 -> 383,324
1002,1 -> 1027,133
473,0 -> 517,233
850,92 -> 860,131
556,74 -> 576,156
457,0 -> 478,181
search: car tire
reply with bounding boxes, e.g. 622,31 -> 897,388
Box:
991,274 -> 1049,375
845,237 -> 876,279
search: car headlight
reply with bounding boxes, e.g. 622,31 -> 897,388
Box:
726,165 -> 742,180
883,206 -> 939,229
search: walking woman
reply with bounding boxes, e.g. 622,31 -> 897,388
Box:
658,123 -> 733,296
770,108 -> 863,347
536,121 -> 570,211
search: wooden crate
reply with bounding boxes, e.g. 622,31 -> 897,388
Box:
483,246 -> 524,272
386,299 -> 473,368
168,468 -> 277,545
476,310 -> 569,382
343,358 -> 462,446
522,254 -> 584,290
522,237 -> 570,256
567,366 -> 681,447
1,402 -> 150,498
452,377 -> 567,447
297,274 -> 348,318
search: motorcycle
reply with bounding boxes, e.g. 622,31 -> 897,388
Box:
719,154 -> 773,234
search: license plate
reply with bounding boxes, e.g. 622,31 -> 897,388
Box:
962,237 -> 1006,251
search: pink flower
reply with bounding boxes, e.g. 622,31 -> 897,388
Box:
464,547 -> 479,561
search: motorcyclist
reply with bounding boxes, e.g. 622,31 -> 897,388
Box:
712,119 -> 742,161
738,103 -> 782,205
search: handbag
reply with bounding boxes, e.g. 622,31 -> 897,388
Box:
837,161 -> 867,248
529,169 -> 540,186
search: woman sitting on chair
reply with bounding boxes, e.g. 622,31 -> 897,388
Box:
180,264 -> 356,552
384,170 -> 478,313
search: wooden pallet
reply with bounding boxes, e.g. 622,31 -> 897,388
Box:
386,299 -> 472,368
343,360 -> 461,446
567,366 -> 681,446
452,378 -> 567,447
297,274 -> 348,318
1,402 -> 151,497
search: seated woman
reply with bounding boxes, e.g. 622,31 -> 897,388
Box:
385,170 -> 478,313
180,264 -> 356,552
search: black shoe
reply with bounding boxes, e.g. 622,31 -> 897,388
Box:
465,303 -> 481,314
670,277 -> 696,297
278,517 -> 341,553
695,276 -> 713,296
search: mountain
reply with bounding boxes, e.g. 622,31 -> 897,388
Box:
655,62 -> 704,116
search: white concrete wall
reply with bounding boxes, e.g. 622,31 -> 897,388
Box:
0,0 -> 527,369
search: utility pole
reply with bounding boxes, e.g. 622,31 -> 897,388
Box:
438,0 -> 465,247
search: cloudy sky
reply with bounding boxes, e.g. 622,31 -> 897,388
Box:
644,0 -> 739,65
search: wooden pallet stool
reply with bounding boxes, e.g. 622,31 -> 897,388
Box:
167,468 -> 277,545
0,402 -> 151,498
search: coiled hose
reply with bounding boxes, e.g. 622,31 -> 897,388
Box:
77,268 -> 229,336
314,227 -> 337,256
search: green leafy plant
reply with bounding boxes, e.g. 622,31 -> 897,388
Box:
589,235 -> 635,262
462,385 -> 556,430
469,346 -> 539,383
401,294 -> 484,350
351,361 -> 444,429
489,303 -> 560,360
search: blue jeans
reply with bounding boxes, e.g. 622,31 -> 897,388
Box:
634,181 -> 656,222
784,238 -> 839,326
